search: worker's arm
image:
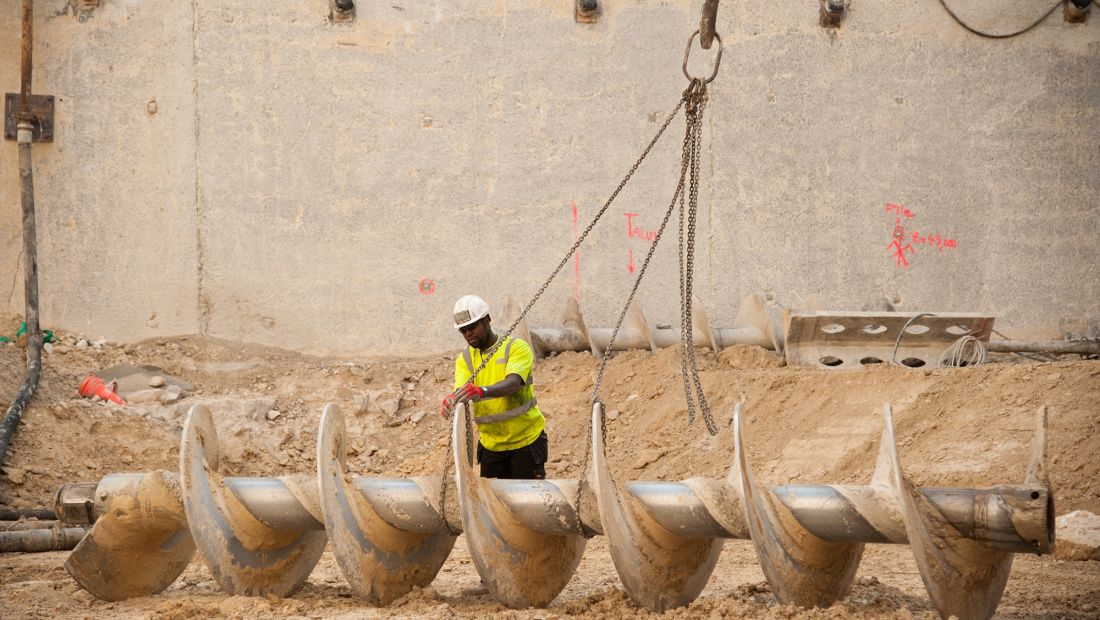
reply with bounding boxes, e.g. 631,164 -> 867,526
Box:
478,373 -> 524,399
454,373 -> 523,404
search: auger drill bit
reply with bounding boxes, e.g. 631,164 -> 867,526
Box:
64,470 -> 194,601
879,404 -> 1053,620
509,293 -> 777,358
57,402 -> 1052,617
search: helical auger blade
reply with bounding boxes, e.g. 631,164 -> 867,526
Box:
317,404 -> 456,604
878,403 -> 1048,620
452,403 -> 586,608
591,402 -> 724,612
732,402 -> 864,607
64,470 -> 195,601
180,404 -> 328,596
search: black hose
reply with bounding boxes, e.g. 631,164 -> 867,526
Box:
0,0 -> 42,471
0,507 -> 56,521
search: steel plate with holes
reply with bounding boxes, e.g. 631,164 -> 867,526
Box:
784,312 -> 995,369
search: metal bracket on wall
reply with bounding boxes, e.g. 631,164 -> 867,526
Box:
820,0 -> 847,28
331,0 -> 355,22
575,0 -> 598,24
1065,0 -> 1091,23
4,93 -> 54,143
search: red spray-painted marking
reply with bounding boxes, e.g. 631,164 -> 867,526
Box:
883,203 -> 957,269
624,213 -> 657,273
572,201 -> 581,301
624,213 -> 658,242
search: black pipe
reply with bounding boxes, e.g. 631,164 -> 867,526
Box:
0,507 -> 56,521
0,0 -> 42,470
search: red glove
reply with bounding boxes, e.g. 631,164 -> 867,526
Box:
440,393 -> 459,418
455,383 -> 487,404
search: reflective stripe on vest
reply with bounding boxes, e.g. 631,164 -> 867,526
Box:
462,336 -> 536,425
472,397 -> 538,425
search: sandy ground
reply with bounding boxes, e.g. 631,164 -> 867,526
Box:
1,327 -> 1098,618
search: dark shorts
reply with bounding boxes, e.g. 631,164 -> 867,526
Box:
477,431 -> 548,480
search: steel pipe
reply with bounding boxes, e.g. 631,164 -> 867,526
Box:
531,325 -> 774,353
0,519 -> 61,531
0,527 -> 87,553
988,339 -> 1100,355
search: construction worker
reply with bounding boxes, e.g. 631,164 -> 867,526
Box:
441,295 -> 548,480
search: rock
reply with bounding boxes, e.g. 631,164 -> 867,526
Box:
410,411 -> 427,424
267,409 -> 282,421
160,385 -> 183,404
607,409 -> 620,421
76,339 -> 89,349
352,394 -> 369,415
360,387 -> 402,416
375,395 -> 401,416
120,453 -> 133,465
42,342 -> 53,354
148,375 -> 166,388
127,389 -> 166,404
176,397 -> 276,425
3,466 -> 26,484
633,448 -> 665,470
1055,510 -> 1100,561
93,339 -> 107,349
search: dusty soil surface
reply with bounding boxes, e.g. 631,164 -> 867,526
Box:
1,326 -> 1098,618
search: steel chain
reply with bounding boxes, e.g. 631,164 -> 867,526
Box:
674,79 -> 719,436
684,84 -> 718,435
437,97 -> 688,535
573,80 -> 710,531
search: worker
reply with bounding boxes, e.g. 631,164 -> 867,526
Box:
441,294 -> 548,480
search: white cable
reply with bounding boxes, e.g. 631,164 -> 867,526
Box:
939,335 -> 987,368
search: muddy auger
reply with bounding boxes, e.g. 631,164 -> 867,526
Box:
55,402 -> 1052,619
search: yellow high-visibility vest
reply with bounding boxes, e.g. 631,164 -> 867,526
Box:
454,335 -> 544,452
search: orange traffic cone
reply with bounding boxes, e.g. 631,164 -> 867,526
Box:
78,374 -> 126,405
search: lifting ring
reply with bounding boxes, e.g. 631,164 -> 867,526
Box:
682,30 -> 722,85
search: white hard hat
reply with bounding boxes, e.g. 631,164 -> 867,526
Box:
453,295 -> 490,329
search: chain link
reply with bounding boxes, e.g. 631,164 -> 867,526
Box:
437,96 -> 689,534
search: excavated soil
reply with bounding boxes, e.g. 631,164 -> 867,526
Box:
1,327 -> 1098,618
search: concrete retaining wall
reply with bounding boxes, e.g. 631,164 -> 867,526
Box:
2,0 -> 1097,355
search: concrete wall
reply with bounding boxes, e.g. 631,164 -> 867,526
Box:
2,0 -> 1097,355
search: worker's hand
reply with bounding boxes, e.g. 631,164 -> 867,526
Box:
455,383 -> 487,404
440,393 -> 459,418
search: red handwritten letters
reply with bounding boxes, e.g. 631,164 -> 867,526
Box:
883,203 -> 957,269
